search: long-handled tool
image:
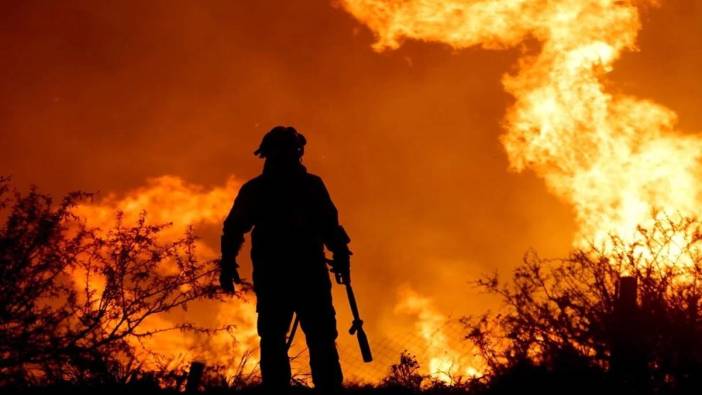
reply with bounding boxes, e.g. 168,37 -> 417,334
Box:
343,279 -> 373,362
328,258 -> 373,363
286,259 -> 373,363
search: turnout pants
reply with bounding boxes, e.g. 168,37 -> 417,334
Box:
256,277 -> 343,393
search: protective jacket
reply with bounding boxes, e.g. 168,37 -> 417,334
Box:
221,161 -> 350,298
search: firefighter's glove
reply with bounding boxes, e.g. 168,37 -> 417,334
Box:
219,259 -> 241,294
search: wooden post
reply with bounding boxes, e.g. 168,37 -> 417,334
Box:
617,276 -> 637,312
611,276 -> 646,391
185,361 -> 205,393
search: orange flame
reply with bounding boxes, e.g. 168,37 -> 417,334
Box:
396,287 -> 482,383
340,0 -> 702,250
75,175 -> 240,255
73,176 -> 260,378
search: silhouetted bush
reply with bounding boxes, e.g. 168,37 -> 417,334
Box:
381,351 -> 426,391
465,215 -> 702,394
0,178 -> 220,386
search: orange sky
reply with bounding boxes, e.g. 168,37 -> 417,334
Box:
1,0 -> 701,382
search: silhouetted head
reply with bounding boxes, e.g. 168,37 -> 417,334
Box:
254,126 -> 306,163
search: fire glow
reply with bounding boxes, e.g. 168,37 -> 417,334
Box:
68,175 -> 476,383
46,0 -> 702,384
73,176 -> 260,379
396,287 -> 483,383
340,0 -> 702,251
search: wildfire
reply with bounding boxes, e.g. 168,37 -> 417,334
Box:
41,1 -> 701,384
340,0 -> 702,251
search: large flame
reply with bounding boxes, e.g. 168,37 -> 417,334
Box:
73,176 -> 260,378
75,175 -> 240,255
396,287 -> 482,383
340,0 -> 702,249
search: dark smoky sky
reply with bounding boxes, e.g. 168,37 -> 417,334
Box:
1,0 -> 701,321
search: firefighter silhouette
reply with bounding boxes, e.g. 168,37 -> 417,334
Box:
220,126 -> 351,393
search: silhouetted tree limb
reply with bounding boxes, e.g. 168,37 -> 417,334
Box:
0,178 -> 240,385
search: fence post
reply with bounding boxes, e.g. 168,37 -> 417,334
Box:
611,276 -> 646,391
617,276 -> 637,313
186,361 -> 206,393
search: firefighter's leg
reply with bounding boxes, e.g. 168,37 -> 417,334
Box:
257,300 -> 294,392
298,283 -> 343,393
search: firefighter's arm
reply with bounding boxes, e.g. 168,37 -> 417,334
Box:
329,227 -> 351,284
220,183 -> 254,292
316,177 -> 352,282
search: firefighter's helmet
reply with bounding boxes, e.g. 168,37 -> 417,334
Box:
254,126 -> 306,158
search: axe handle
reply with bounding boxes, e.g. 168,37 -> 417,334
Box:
326,257 -> 373,362
345,283 -> 373,362
346,283 -> 361,322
